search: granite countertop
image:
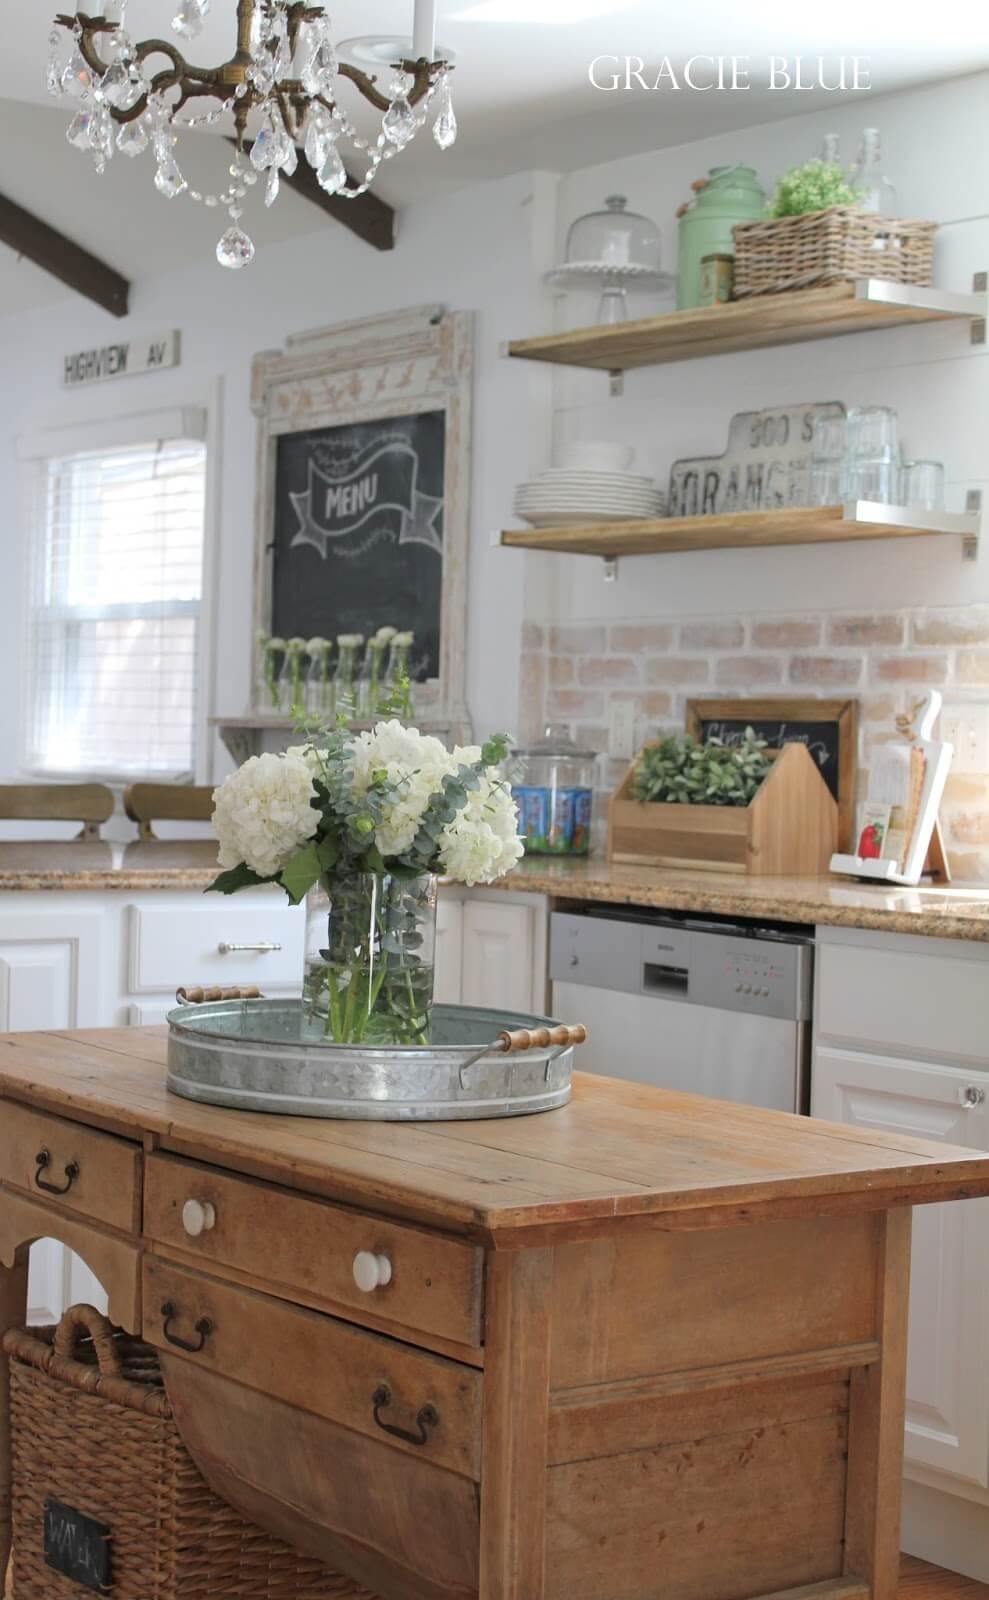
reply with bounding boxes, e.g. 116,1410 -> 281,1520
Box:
0,840 -> 222,891
487,855 -> 989,942
2,839 -> 989,941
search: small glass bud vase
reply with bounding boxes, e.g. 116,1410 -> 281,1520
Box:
303,873 -> 438,1045
257,636 -> 285,712
305,638 -> 333,718
280,637 -> 308,719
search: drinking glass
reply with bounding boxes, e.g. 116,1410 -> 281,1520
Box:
900,460 -> 945,510
808,460 -> 848,506
847,405 -> 899,462
810,412 -> 847,461
848,457 -> 898,504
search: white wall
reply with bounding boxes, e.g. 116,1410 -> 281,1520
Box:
0,169 -> 544,786
521,70 -> 989,628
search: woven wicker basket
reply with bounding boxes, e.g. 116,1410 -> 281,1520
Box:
732,206 -> 936,297
3,1305 -> 378,1600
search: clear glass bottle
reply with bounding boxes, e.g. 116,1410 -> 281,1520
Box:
508,725 -> 597,856
304,636 -> 333,719
277,637 -> 307,719
258,635 -> 285,713
382,631 -> 414,717
820,133 -> 840,164
357,627 -> 395,722
849,129 -> 896,214
331,634 -> 363,720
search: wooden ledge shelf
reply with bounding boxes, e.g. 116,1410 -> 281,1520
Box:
507,279 -> 987,372
500,502 -> 982,559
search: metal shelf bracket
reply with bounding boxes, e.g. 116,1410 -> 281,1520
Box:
964,490 -> 982,562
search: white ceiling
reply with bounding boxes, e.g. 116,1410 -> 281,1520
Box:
1,0 -> 988,312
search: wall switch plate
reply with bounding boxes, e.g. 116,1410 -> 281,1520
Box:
609,701 -> 637,760
941,703 -> 989,774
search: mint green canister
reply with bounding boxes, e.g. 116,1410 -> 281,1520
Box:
676,166 -> 766,310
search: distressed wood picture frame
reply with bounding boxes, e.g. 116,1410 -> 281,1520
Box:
685,697 -> 858,852
250,304 -> 474,740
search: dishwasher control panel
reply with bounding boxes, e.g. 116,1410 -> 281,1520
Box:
550,912 -> 813,1023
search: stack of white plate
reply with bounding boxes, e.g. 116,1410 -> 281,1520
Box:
513,469 -> 665,528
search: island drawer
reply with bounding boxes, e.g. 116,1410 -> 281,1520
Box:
142,1255 -> 482,1481
143,1153 -> 484,1349
0,1102 -> 141,1233
127,899 -> 304,993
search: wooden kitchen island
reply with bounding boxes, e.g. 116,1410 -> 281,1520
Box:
2,1029 -> 989,1600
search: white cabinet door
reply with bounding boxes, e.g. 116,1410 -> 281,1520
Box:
0,911 -> 104,1030
813,1046 -> 989,1487
461,899 -> 536,1013
434,895 -> 463,1006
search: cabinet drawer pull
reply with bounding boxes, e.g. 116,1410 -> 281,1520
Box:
161,1301 -> 213,1353
371,1384 -> 438,1448
353,1251 -> 393,1292
959,1085 -> 986,1109
217,942 -> 282,954
34,1148 -> 80,1196
182,1199 -> 217,1237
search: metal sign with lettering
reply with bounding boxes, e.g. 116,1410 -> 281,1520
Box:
62,329 -> 180,388
668,400 -> 845,517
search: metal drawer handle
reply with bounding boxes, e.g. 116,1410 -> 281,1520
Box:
34,1148 -> 80,1196
371,1384 -> 438,1448
217,942 -> 282,954
959,1085 -> 986,1109
161,1301 -> 213,1353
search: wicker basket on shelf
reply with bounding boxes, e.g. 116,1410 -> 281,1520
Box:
732,206 -> 936,297
2,1304 -> 378,1600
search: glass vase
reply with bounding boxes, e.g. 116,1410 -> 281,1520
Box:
303,873 -> 437,1045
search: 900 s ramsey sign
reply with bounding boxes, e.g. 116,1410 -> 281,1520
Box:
62,329 -> 180,387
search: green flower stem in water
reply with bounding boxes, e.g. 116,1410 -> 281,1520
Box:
303,872 -> 437,1045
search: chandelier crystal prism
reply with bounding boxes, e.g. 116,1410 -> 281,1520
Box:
46,0 -> 457,268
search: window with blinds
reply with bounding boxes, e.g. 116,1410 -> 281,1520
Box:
23,436 -> 207,780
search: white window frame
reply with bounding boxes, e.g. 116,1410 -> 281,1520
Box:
17,400 -> 220,786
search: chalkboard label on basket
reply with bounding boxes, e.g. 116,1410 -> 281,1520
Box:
43,1497 -> 112,1593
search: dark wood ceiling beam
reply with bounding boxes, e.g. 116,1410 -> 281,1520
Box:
0,190 -> 130,317
230,139 -> 395,252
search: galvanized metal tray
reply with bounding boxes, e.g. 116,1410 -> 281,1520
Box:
166,998 -> 582,1121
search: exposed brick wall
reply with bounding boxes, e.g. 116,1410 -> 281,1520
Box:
519,607 -> 989,880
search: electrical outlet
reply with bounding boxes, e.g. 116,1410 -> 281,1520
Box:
609,700 -> 637,760
941,703 -> 989,774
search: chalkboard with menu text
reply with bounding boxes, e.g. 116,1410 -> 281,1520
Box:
685,697 -> 858,851
271,410 -> 446,682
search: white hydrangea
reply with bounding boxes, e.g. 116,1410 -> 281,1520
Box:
440,773 -> 525,887
212,751 -> 318,878
347,720 -> 460,857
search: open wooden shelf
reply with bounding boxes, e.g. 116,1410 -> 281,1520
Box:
500,503 -> 982,558
507,280 -> 987,372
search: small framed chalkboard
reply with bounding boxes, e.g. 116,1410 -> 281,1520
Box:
44,1496 -> 112,1592
685,697 -> 858,851
251,305 -> 473,737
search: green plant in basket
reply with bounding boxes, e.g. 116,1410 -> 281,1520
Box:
766,160 -> 863,218
631,728 -> 771,808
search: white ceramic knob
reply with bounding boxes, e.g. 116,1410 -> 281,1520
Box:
353,1250 -> 393,1293
182,1198 -> 216,1238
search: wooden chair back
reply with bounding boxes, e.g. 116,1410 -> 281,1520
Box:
0,784 -> 115,840
123,783 -> 215,841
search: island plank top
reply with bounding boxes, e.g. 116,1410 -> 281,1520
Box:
1,1027 -> 987,1245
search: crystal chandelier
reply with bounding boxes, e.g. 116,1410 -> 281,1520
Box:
46,1 -> 457,269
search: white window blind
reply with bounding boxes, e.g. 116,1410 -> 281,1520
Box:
23,436 -> 207,780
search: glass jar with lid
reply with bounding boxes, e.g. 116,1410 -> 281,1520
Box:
508,725 -> 597,856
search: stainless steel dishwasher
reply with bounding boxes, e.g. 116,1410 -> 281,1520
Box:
550,907 -> 814,1113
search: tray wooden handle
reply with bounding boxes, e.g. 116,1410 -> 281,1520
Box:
495,1023 -> 587,1054
176,985 -> 263,1005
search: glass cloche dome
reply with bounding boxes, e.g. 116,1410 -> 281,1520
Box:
547,195 -> 675,323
